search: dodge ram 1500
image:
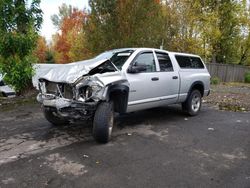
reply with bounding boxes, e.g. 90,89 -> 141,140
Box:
33,48 -> 210,143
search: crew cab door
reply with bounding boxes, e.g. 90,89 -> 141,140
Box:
125,50 -> 180,112
153,51 -> 180,104
125,51 -> 162,108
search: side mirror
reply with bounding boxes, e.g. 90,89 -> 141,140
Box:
127,64 -> 147,73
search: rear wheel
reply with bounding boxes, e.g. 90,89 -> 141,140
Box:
182,90 -> 202,116
93,101 -> 114,143
43,107 -> 69,126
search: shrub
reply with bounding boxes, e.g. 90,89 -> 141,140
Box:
245,72 -> 250,83
0,1 -> 42,94
211,77 -> 220,85
0,55 -> 35,93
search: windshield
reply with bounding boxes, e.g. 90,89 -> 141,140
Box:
94,51 -> 113,61
94,49 -> 135,70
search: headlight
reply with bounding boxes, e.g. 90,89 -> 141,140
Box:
77,84 -> 102,101
85,86 -> 92,98
91,85 -> 102,92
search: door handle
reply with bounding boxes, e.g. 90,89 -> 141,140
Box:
151,77 -> 159,81
172,76 -> 178,79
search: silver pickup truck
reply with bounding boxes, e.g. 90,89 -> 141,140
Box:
33,48 -> 210,143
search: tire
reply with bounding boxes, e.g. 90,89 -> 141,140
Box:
93,101 -> 114,143
182,90 -> 202,116
43,107 -> 69,126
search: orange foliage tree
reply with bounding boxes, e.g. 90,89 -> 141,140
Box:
33,36 -> 47,63
52,8 -> 90,64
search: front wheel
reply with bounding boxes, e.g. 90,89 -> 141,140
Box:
93,101 -> 114,143
182,90 -> 202,116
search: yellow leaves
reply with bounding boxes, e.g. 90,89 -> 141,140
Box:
52,9 -> 90,64
33,36 -> 47,63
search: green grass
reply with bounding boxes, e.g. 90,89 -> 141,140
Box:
211,77 -> 220,85
245,72 -> 250,83
0,96 -> 37,112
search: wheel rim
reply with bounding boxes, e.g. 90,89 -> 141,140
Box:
108,111 -> 114,138
191,94 -> 201,112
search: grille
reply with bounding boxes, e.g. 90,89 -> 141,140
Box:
46,82 -> 57,94
63,84 -> 73,99
45,82 -> 73,99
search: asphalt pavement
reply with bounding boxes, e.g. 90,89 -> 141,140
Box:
0,103 -> 249,188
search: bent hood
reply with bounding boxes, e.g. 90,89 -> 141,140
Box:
33,58 -> 108,87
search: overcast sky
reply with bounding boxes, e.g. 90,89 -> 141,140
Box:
36,0 -> 89,41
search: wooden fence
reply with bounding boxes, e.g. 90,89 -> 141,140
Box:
206,63 -> 250,82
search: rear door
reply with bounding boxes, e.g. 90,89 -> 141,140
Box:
154,51 -> 180,104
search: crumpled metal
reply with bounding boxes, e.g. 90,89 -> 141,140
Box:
32,58 -> 108,88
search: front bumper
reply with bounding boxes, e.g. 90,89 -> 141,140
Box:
37,93 -> 97,120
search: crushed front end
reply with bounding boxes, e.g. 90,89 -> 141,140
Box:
37,77 -> 105,121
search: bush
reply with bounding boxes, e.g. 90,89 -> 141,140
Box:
245,72 -> 250,83
0,55 -> 35,93
211,77 -> 220,85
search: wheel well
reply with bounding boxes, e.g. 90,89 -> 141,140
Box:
109,90 -> 128,113
190,83 -> 204,97
107,84 -> 129,114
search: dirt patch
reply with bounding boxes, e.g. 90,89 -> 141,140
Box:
205,83 -> 250,112
0,89 -> 38,112
45,153 -> 87,176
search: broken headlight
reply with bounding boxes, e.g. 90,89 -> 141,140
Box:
77,84 -> 102,102
83,86 -> 92,98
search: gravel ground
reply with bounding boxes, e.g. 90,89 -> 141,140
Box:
0,102 -> 250,188
205,83 -> 250,112
0,84 -> 250,187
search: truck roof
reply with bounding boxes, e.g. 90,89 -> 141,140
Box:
108,48 -> 201,58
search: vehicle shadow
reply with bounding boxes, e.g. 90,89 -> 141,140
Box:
116,104 -> 186,128
30,104 -> 188,145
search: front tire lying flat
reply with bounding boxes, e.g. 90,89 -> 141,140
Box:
93,101 -> 114,143
43,107 -> 69,126
182,90 -> 202,116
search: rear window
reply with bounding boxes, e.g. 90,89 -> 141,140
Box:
175,55 -> 204,69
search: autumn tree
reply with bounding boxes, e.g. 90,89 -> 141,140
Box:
238,33 -> 250,66
51,3 -> 73,30
236,0 -> 250,66
51,5 -> 89,64
50,0 -> 250,66
33,36 -> 47,63
196,0 -> 249,64
160,0 -> 250,64
33,36 -> 56,64
86,0 -> 164,54
161,0 -> 203,55
211,1 -> 244,63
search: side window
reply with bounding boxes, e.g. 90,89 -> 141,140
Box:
156,52 -> 174,72
175,56 -> 191,68
175,55 -> 204,69
133,52 -> 156,72
190,57 -> 204,68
